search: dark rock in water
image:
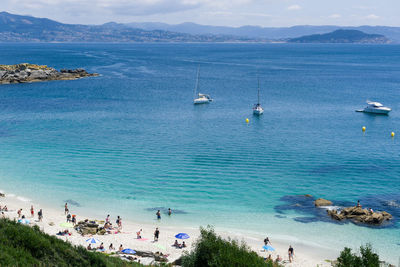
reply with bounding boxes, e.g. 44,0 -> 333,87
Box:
275,214 -> 286,219
314,198 -> 333,207
0,192 -> 5,197
64,199 -> 81,207
0,63 -> 98,84
275,194 -> 397,228
294,216 -> 321,223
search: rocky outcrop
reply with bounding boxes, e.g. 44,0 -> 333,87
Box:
0,63 -> 98,84
314,198 -> 333,207
327,207 -> 392,225
75,220 -> 100,235
0,192 -> 5,197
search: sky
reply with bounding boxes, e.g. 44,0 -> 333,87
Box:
2,0 -> 399,27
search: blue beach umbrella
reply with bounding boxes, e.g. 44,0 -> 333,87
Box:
121,248 -> 136,254
86,238 -> 101,244
262,245 -> 275,252
175,233 -> 190,239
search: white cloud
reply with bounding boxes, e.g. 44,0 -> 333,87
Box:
365,14 -> 379,19
329,14 -> 341,19
287,5 -> 301,11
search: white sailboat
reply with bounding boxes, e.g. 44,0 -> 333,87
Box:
253,78 -> 264,115
193,66 -> 212,104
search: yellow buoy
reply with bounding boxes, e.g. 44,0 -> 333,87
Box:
362,126 -> 366,132
245,118 -> 249,124
391,132 -> 395,137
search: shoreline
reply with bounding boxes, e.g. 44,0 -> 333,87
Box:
0,190 -> 337,266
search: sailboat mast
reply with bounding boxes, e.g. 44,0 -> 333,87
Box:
257,77 -> 260,105
194,65 -> 200,99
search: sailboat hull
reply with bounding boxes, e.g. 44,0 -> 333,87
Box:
194,98 -> 211,104
253,108 -> 264,115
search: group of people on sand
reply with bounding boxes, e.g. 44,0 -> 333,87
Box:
12,205 -> 43,222
263,236 -> 295,263
86,242 -> 127,253
63,203 -> 78,225
102,214 -> 123,234
172,240 -> 187,249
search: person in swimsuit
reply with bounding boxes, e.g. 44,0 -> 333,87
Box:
168,208 -> 172,216
288,245 -> 294,262
154,227 -> 160,241
38,209 -> 43,221
136,229 -> 142,239
119,244 -> 123,252
109,243 -> 114,251
156,210 -> 161,220
64,203 -> 69,215
17,209 -> 22,218
30,206 -> 34,218
105,215 -> 110,223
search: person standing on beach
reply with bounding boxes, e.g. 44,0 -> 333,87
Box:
64,203 -> 69,215
264,237 -> 271,246
156,210 -> 161,220
17,209 -> 22,218
116,216 -> 121,228
288,245 -> 294,262
30,206 -> 34,218
38,209 -> 43,222
154,227 -> 160,241
106,214 -> 110,223
66,213 -> 71,223
136,229 -> 142,239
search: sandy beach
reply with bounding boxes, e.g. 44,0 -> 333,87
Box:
0,191 -> 338,266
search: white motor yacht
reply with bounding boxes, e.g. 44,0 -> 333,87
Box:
193,66 -> 212,104
362,101 -> 391,114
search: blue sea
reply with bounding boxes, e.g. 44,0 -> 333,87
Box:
0,43 -> 399,263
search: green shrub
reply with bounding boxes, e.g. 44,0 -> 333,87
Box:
181,226 -> 280,267
336,244 -> 379,267
0,218 -> 141,267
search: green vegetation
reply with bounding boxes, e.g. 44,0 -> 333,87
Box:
336,244 -> 380,267
181,226 -> 281,267
0,219 -> 140,267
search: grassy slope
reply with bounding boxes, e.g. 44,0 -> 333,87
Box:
0,219 -> 141,267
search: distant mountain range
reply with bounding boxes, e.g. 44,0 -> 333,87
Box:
0,12 -> 256,43
125,22 -> 400,43
288,30 -> 391,44
0,11 -> 399,43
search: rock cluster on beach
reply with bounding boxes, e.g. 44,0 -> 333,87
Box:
327,207 -> 392,225
75,220 -> 104,235
0,63 -> 98,84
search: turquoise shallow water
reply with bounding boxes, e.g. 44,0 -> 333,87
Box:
0,43 -> 399,263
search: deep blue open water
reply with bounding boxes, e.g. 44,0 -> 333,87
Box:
0,43 -> 399,263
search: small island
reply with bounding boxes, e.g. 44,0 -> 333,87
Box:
0,63 -> 99,84
288,29 -> 391,44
